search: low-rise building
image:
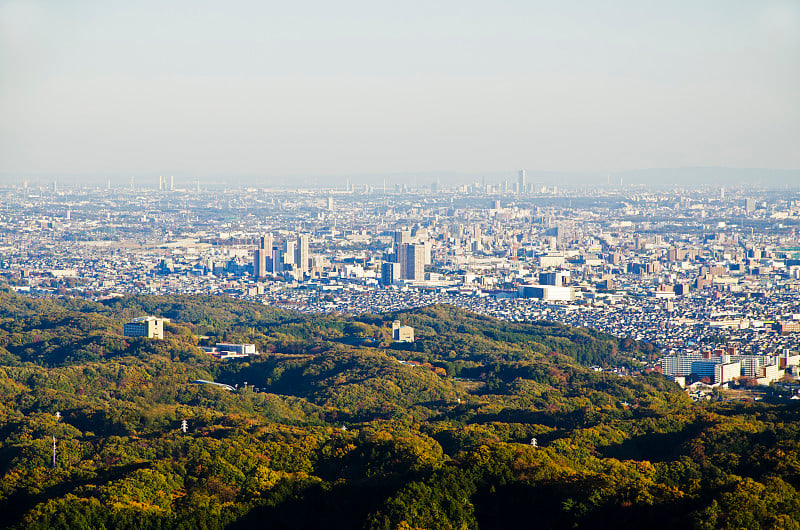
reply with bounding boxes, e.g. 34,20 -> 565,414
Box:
518,284 -> 575,301
123,316 -> 164,339
392,320 -> 414,342
201,343 -> 258,360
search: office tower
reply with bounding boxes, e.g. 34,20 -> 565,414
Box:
272,248 -> 285,273
744,198 -> 755,214
381,262 -> 400,285
327,197 -> 334,210
159,175 -> 163,190
392,230 -> 411,271
284,240 -> 296,266
540,271 -> 569,287
720,187 -> 725,200
422,241 -> 432,265
393,230 -> 411,261
394,229 -> 411,247
396,243 -> 407,271
400,243 -> 425,280
296,234 -> 309,274
545,225 -> 564,244
259,234 -> 274,258
170,175 -> 174,191
256,234 -> 273,274
411,226 -> 428,240
518,170 -> 526,193
130,176 -> 135,190
253,249 -> 268,278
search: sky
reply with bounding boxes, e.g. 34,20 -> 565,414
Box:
1,0 -> 798,185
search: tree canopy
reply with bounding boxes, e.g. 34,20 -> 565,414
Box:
0,289 -> 796,529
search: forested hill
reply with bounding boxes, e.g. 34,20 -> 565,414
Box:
0,289 -> 798,529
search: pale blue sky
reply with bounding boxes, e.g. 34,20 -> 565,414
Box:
1,0 -> 798,183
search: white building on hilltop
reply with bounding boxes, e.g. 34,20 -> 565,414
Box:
392,321 -> 414,342
123,316 -> 165,340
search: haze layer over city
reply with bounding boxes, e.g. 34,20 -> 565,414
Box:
2,1 -> 799,184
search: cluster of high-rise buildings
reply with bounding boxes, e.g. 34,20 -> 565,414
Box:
253,233 -> 310,279
380,229 -> 431,284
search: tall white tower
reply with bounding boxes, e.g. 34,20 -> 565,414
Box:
296,234 -> 310,274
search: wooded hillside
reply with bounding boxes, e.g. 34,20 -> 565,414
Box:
0,289 -> 796,529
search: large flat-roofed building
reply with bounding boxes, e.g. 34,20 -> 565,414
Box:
124,316 -> 164,339
214,343 -> 257,355
518,284 -> 575,301
201,343 -> 259,360
716,361 -> 741,385
392,320 -> 414,342
539,253 -> 565,268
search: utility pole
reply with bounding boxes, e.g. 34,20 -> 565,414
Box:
52,436 -> 56,468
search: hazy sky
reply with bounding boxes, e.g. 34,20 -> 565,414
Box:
1,0 -> 798,183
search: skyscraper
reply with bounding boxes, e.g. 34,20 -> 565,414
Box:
400,243 -> 425,280
518,170 -> 526,193
394,229 -> 411,268
272,248 -> 285,273
259,234 -> 273,257
284,240 -> 296,266
394,229 -> 411,248
296,234 -> 309,275
253,249 -> 268,278
381,261 -> 400,285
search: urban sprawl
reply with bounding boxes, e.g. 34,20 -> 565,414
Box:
4,173 -> 800,393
